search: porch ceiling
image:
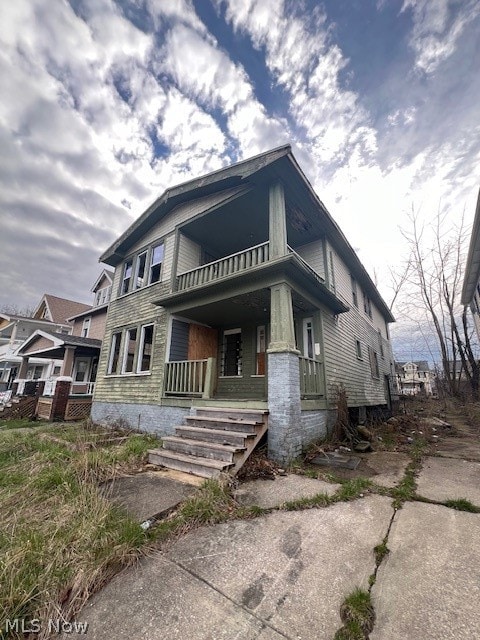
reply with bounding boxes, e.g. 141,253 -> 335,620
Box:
168,288 -> 318,326
180,185 -> 325,259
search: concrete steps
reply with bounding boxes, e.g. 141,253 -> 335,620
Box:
148,407 -> 269,479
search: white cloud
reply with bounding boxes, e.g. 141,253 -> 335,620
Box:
402,0 -> 480,74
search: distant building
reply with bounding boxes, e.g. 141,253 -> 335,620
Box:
395,361 -> 435,396
461,188 -> 480,341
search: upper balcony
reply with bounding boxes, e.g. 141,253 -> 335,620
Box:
155,239 -> 348,316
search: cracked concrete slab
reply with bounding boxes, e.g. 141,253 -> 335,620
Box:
416,456 -> 480,505
234,474 -> 340,508
361,451 -> 410,488
66,554 -> 282,639
168,495 -> 393,639
101,472 -> 196,522
371,502 -> 480,640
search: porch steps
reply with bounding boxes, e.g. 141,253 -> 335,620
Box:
148,407 -> 269,479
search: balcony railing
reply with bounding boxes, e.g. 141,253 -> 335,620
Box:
299,356 -> 324,397
176,242 -> 270,291
164,358 -> 216,398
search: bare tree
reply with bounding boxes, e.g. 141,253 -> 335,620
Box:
396,208 -> 479,398
0,304 -> 34,317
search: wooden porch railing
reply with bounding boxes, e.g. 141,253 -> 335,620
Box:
299,356 -> 324,397
164,358 -> 216,398
176,242 -> 270,291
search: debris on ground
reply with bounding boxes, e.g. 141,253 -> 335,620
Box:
237,447 -> 282,481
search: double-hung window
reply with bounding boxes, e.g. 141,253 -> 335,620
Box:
81,317 -> 91,338
107,332 -> 122,374
149,243 -> 164,284
123,328 -> 138,373
120,242 -> 164,295
137,324 -> 154,372
121,259 -> 133,295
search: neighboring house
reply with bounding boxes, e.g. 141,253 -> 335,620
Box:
92,145 -> 395,468
15,271 -> 113,403
395,361 -> 435,396
0,294 -> 90,391
461,188 -> 480,341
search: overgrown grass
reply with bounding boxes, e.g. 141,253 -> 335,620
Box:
334,588 -> 375,640
443,498 -> 480,513
0,423 -> 161,638
0,418 -> 39,430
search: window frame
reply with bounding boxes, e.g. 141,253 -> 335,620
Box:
122,327 -> 138,374
134,250 -> 148,290
148,242 -> 164,285
221,328 -> 242,377
120,259 -> 133,295
137,324 -> 154,373
81,317 -> 91,338
355,339 -> 362,360
351,276 -> 358,307
368,346 -> 380,379
107,331 -> 122,375
118,240 -> 165,297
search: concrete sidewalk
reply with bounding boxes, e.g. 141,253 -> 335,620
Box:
67,425 -> 480,639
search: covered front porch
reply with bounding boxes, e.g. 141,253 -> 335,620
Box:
15,332 -> 102,421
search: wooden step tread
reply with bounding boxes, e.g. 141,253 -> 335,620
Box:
186,415 -> 261,426
148,448 -> 232,470
195,407 -> 268,415
162,436 -> 244,454
176,426 -> 255,439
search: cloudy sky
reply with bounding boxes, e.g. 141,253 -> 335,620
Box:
1,0 -> 479,359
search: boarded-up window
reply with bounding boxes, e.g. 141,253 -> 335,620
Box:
368,347 -> 379,378
169,320 -> 189,361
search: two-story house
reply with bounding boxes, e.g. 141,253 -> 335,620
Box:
91,145 -> 395,471
0,294 -> 91,392
395,361 -> 435,396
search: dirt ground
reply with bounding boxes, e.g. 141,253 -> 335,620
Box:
239,397 -> 480,483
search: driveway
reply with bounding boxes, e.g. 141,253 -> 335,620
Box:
68,415 -> 480,639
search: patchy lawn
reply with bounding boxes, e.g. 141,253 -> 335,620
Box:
0,418 -> 40,431
0,421 -> 160,638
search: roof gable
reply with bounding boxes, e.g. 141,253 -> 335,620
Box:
91,269 -> 114,293
33,294 -> 91,325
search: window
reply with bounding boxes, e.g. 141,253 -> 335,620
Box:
378,329 -> 384,357
363,291 -> 372,318
149,243 -> 164,284
355,339 -> 362,359
123,328 -> 138,373
368,347 -> 379,378
53,366 -> 61,376
256,325 -> 266,375
222,329 -> 242,376
74,359 -> 89,382
81,317 -> 91,338
134,251 -> 147,289
351,276 -> 358,307
137,324 -> 154,372
121,259 -> 133,294
107,332 -> 122,374
27,365 -> 44,380
95,285 -> 111,306
303,318 -> 314,359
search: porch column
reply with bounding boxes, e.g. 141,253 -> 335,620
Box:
61,346 -> 76,377
269,181 -> 287,259
18,356 -> 29,379
267,282 -> 302,464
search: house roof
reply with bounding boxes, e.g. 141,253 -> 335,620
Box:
17,329 -> 102,358
396,360 -> 430,372
91,269 -> 114,293
33,294 -> 91,325
100,144 -> 394,323
461,188 -> 480,305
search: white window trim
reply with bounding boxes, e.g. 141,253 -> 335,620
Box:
137,324 -> 155,373
82,316 -> 91,338
302,317 -> 314,359
107,332 -> 122,374
122,327 -> 138,374
73,357 -> 91,383
134,250 -> 148,290
221,328 -> 242,377
148,242 -> 165,285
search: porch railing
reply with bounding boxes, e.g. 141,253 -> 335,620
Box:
164,358 -> 216,398
176,242 -> 270,291
70,382 -> 96,396
299,356 -> 324,397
